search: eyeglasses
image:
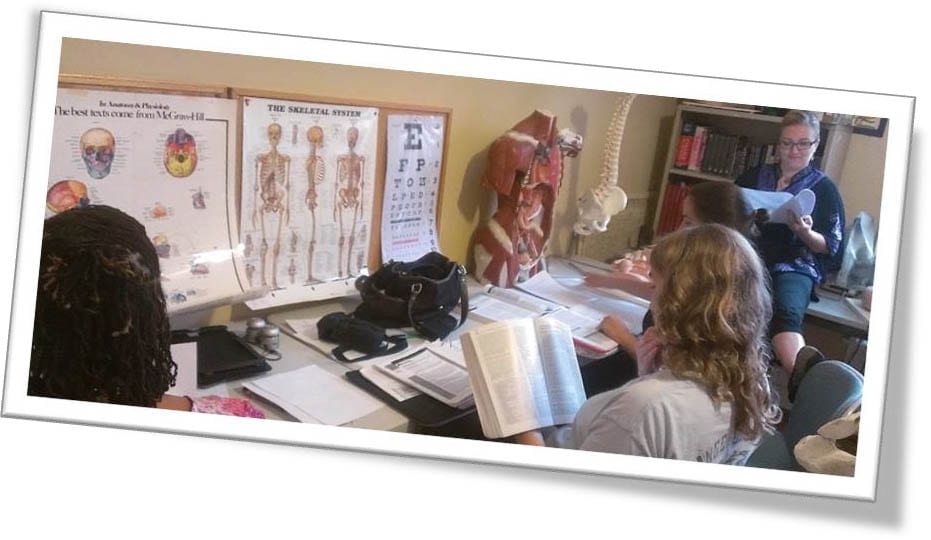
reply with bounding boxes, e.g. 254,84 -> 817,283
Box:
778,138 -> 819,151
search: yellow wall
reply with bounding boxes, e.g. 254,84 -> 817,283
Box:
58,38 -> 886,281
60,38 -> 674,269
839,131 -> 888,226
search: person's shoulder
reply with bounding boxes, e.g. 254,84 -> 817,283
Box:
811,172 -> 842,198
608,371 -> 690,409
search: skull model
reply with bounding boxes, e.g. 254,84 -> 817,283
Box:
79,128 -> 115,179
164,128 -> 198,178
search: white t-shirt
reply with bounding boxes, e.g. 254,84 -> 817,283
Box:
545,369 -> 758,464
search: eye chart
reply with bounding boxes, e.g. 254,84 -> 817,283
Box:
381,114 -> 445,262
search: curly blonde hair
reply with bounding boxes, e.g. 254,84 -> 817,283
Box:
649,224 -> 781,439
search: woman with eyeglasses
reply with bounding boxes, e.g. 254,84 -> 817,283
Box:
736,110 -> 845,401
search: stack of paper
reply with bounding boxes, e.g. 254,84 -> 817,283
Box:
243,365 -> 382,424
375,348 -> 474,409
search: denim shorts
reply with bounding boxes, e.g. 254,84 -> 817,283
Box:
771,271 -> 815,335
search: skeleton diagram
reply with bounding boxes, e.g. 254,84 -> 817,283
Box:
251,123 -> 291,289
471,110 -> 583,287
334,127 -> 365,277
304,125 -> 326,282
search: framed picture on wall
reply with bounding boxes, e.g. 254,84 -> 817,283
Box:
852,116 -> 888,137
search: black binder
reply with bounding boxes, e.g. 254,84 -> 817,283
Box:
171,326 -> 272,388
345,370 -> 475,428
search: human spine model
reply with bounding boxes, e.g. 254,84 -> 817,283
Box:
335,127 -> 365,277
471,110 -> 583,287
304,126 -> 326,282
572,93 -> 636,235
252,123 -> 291,289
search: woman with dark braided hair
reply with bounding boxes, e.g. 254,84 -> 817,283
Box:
29,205 -> 264,416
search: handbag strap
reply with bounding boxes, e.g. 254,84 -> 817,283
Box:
406,264 -> 469,337
331,335 -> 408,363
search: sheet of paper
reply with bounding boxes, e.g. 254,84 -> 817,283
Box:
381,114 -> 444,262
377,349 -> 473,408
740,187 -> 816,225
168,342 -> 199,396
769,189 -> 816,225
359,366 -> 422,401
485,285 -> 561,313
544,307 -> 600,335
515,271 -> 598,308
470,294 -> 541,322
244,365 -> 382,425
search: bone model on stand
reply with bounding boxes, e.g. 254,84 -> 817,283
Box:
572,93 -> 636,236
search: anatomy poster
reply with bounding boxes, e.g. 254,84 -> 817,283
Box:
381,114 -> 444,262
240,96 -> 378,309
47,88 -> 243,313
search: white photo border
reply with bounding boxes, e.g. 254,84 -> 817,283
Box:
3,10 -> 915,501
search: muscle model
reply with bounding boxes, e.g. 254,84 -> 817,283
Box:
334,127 -> 365,277
471,110 -> 583,287
304,125 -> 326,282
251,123 -> 291,289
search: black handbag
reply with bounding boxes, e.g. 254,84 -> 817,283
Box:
353,251 -> 469,340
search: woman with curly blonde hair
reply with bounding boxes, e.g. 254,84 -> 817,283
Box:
516,224 -> 781,464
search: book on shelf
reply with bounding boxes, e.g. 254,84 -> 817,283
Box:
686,125 -> 709,171
460,317 -> 586,439
375,347 -> 474,409
673,122 -> 696,169
699,132 -> 718,175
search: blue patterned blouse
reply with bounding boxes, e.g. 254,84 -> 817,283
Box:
737,164 -> 845,284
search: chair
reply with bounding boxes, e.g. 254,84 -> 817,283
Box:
746,360 -> 863,471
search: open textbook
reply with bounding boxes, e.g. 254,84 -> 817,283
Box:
461,318 -> 586,439
740,187 -> 816,225
511,271 -> 649,354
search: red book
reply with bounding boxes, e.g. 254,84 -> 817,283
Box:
687,126 -> 708,171
674,122 -> 696,168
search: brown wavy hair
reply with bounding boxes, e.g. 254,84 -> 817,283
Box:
687,181 -> 758,239
649,224 -> 781,438
29,205 -> 176,407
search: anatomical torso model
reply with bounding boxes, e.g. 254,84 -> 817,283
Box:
472,110 -> 582,287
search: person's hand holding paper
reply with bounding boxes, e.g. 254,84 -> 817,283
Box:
740,187 -> 816,226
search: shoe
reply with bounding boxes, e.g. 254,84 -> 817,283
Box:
788,345 -> 826,403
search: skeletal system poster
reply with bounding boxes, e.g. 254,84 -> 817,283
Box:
48,88 -> 243,313
381,114 -> 443,262
240,97 -> 378,309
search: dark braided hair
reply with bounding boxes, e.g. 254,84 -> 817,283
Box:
29,205 -> 176,406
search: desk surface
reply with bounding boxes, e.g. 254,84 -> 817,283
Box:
196,296 -> 410,431
566,255 -> 870,335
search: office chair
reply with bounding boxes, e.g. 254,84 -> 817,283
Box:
746,360 -> 864,471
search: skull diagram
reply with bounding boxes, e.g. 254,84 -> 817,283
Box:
46,179 -> 89,214
164,128 -> 198,178
79,128 -> 115,179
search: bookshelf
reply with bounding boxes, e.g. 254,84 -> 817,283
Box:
651,103 -> 853,236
